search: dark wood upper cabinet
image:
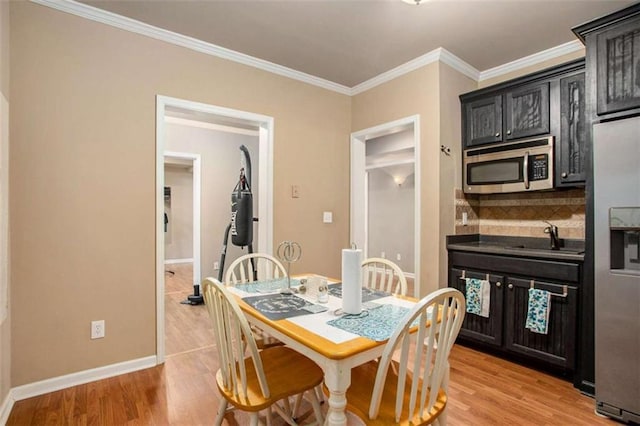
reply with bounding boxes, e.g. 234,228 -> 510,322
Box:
505,82 -> 550,140
595,15 -> 640,116
557,72 -> 587,186
573,3 -> 640,121
462,82 -> 549,148
464,95 -> 503,147
460,59 -> 586,186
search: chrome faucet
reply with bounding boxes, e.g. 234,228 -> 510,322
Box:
543,221 -> 560,251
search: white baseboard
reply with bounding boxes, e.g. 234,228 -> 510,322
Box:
0,390 -> 14,425
11,355 -> 157,402
164,258 -> 193,265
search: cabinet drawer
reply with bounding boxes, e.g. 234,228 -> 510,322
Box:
449,251 -> 581,283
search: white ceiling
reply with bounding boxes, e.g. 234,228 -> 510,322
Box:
77,0 -> 634,88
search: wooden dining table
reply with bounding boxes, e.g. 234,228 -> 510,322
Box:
228,277 -> 418,426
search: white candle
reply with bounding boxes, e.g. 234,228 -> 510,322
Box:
341,248 -> 362,314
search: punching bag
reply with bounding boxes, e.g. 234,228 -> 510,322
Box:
231,178 -> 253,247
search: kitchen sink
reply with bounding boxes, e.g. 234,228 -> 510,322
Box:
505,245 -> 584,254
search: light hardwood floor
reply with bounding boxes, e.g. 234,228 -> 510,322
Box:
7,264 -> 616,425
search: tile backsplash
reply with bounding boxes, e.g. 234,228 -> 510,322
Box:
455,188 -> 585,240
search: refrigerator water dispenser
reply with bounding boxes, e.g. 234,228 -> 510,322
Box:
610,207 -> 640,273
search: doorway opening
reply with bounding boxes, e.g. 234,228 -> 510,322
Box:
156,95 -> 274,363
350,115 -> 420,297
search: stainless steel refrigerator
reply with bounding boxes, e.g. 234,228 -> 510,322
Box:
593,116 -> 640,424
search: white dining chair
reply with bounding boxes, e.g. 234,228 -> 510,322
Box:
225,253 -> 286,285
333,287 -> 465,425
202,277 -> 324,426
362,257 -> 408,296
225,253 -> 288,349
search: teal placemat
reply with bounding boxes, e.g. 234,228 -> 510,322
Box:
235,277 -> 301,293
327,283 -> 391,302
326,304 -> 411,341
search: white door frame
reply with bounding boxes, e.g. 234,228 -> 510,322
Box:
350,115 -> 421,297
156,95 -> 274,363
163,151 -> 201,285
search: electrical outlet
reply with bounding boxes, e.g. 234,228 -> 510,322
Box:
396,253 -> 401,261
381,251 -> 385,259
462,211 -> 468,226
214,261 -> 220,270
91,320 -> 105,339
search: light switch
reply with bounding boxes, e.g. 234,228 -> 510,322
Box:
323,211 -> 333,223
291,185 -> 300,198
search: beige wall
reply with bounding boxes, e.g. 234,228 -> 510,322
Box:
352,62 -> 475,296
10,2 -> 350,386
438,63 -> 477,289
0,0 -> 10,406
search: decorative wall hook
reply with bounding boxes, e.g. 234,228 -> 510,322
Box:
440,145 -> 451,155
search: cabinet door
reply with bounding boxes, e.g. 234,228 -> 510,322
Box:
450,268 -> 504,347
505,82 -> 550,140
595,14 -> 640,116
463,95 -> 503,147
557,72 -> 587,186
504,277 -> 577,370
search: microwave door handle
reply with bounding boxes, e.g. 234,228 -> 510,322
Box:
523,151 -> 530,189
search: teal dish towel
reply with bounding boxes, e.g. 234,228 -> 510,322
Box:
525,288 -> 551,334
465,278 -> 490,318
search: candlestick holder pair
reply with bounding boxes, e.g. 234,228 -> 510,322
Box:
277,240 -> 301,294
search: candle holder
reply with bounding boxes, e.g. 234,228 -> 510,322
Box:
277,240 -> 302,294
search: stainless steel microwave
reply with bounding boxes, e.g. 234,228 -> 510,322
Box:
463,136 -> 554,194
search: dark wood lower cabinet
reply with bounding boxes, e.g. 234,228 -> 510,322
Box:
449,250 -> 582,378
450,268 -> 504,347
504,278 -> 577,370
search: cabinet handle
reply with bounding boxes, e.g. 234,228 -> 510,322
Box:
496,281 -> 502,287
507,129 -> 512,135
562,172 -> 568,178
508,283 -> 514,289
495,132 -> 500,137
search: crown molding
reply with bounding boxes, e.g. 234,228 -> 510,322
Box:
32,0 -> 585,96
31,0 -> 352,95
351,47 -> 480,95
479,40 -> 585,82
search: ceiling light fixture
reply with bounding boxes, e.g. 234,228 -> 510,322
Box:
402,0 -> 423,5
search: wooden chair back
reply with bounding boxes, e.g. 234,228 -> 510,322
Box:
225,253 -> 286,285
369,288 -> 465,422
202,277 -> 270,400
362,257 -> 408,295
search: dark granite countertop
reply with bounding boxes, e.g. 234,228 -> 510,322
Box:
447,234 -> 585,262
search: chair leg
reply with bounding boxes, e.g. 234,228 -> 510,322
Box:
314,384 -> 324,404
272,401 -> 297,426
438,408 -> 448,426
307,388 -> 325,426
215,399 -> 228,426
292,394 -> 303,418
249,412 -> 260,426
266,407 -> 273,426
